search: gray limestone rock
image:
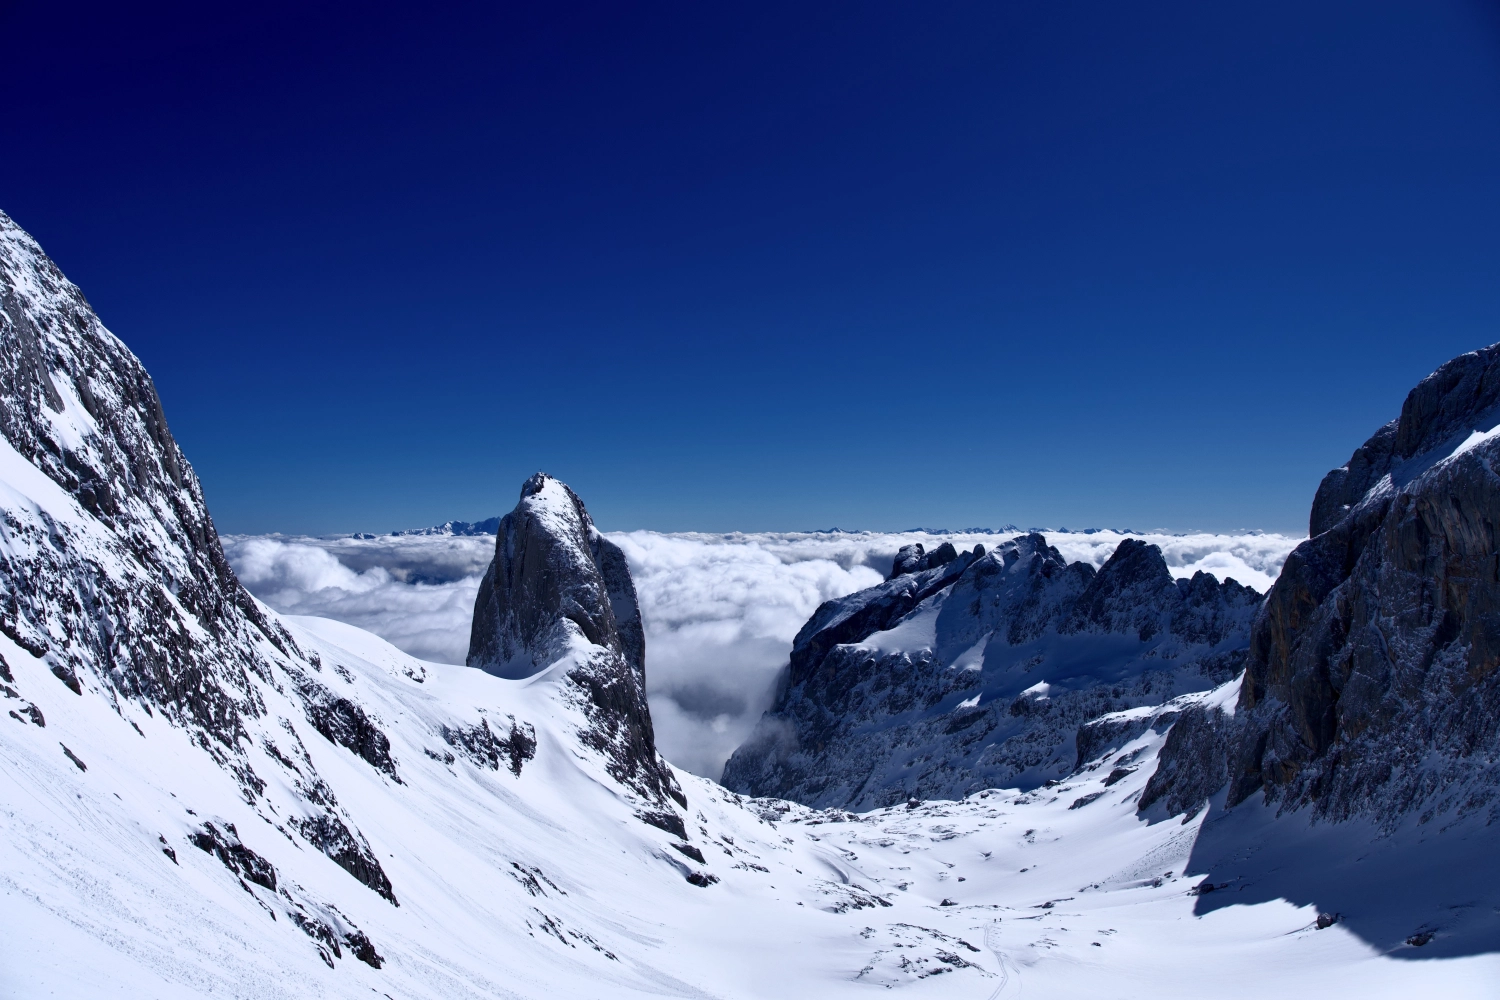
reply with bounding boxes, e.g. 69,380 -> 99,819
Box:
468,473 -> 682,808
1147,342 -> 1500,825
1137,703 -> 1232,820
0,209 -> 397,903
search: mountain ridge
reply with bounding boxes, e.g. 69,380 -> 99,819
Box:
722,530 -> 1261,809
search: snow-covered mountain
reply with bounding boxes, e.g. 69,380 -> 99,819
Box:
1,209 -> 1497,997
385,517 -> 502,538
221,527 -> 1301,776
467,471 -> 682,812
722,534 -> 1262,808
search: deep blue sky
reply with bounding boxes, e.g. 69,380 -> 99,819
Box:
4,1 -> 1499,535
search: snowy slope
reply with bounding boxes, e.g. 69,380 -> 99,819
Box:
0,419 -> 1492,996
5,605 -> 1497,997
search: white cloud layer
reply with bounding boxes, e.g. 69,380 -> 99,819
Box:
222,534 -> 492,665
224,527 -> 1302,780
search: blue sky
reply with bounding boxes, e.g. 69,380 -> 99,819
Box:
4,1 -> 1500,535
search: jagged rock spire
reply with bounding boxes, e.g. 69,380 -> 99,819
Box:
469,473 -> 681,807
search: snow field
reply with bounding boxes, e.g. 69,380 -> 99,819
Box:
5,607 -> 1495,998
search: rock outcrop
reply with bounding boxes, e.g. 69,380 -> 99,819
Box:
0,209 -> 398,934
722,531 -> 1260,809
1140,343 -> 1500,826
469,473 -> 681,808
1149,344 -> 1500,826
888,541 -> 959,579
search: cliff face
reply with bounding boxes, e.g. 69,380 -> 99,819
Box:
722,531 -> 1260,809
469,473 -> 680,809
1223,345 -> 1500,823
0,208 -> 404,942
0,211 -> 709,981
0,209 -> 280,744
1137,344 -> 1500,827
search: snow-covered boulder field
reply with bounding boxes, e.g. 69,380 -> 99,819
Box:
1,208 -> 1498,997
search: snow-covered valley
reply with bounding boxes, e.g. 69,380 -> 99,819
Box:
7,610 -> 1494,999
222,527 -> 1301,780
3,205 -> 1499,1000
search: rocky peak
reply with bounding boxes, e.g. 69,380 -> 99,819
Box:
1063,538 -> 1178,639
1308,342 -> 1500,536
468,472 -> 641,678
1147,342 -> 1500,826
468,472 -> 679,807
935,533 -> 1081,649
724,530 -> 1260,808
889,540 -> 961,579
789,543 -> 982,686
0,210 -> 263,660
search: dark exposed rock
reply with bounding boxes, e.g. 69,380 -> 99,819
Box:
639,810 -> 688,839
1138,704 -> 1231,819
292,813 -> 398,904
60,743 -> 86,771
189,821 -> 277,892
890,543 -> 926,579
442,716 -> 537,775
50,662 -> 81,695
1075,714 -> 1154,770
1234,346 -> 1500,822
283,897 -> 384,969
469,473 -> 641,678
1145,343 -> 1500,825
343,929 -> 384,969
685,871 -> 719,887
0,614 -> 48,658
724,532 -> 1260,809
303,693 -> 399,780
671,842 -> 707,864
784,547 -> 980,693
468,473 -> 681,810
0,210 -> 293,750
890,542 -> 967,579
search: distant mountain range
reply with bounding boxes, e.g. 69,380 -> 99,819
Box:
359,519 -> 1254,541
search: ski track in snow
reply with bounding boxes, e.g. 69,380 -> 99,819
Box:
224,528 -> 1302,779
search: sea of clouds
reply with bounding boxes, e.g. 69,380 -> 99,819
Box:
224,527 -> 1302,780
